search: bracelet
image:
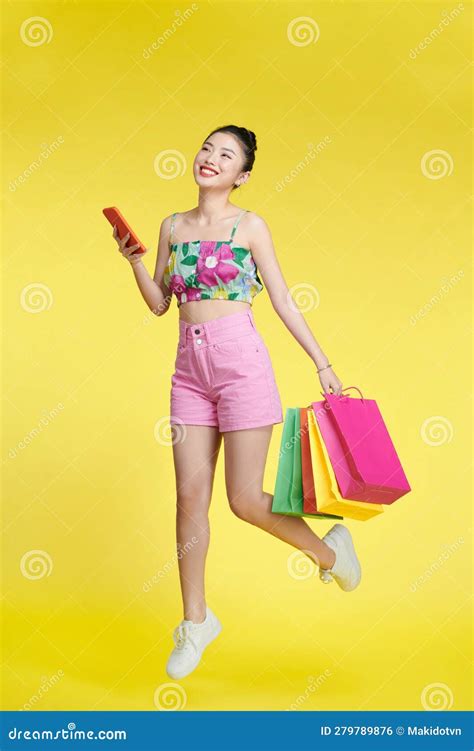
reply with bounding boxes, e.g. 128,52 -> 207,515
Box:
317,362 -> 332,373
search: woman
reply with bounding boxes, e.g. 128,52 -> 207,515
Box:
113,125 -> 362,680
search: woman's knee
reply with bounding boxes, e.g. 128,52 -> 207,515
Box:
227,492 -> 260,522
176,489 -> 211,518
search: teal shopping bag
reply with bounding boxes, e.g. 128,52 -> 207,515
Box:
272,408 -> 343,519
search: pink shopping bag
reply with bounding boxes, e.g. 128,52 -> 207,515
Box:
311,386 -> 411,504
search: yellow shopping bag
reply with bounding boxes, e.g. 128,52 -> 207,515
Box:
307,407 -> 384,521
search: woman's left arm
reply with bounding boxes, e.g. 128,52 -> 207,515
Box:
248,213 -> 343,396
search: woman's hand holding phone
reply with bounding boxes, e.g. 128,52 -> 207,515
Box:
113,225 -> 148,266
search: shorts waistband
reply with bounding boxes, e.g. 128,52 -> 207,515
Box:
178,308 -> 257,347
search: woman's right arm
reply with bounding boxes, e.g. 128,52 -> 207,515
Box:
115,215 -> 173,316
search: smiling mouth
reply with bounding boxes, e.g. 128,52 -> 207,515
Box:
199,166 -> 218,176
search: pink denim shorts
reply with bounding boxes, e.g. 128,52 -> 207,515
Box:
170,308 -> 283,432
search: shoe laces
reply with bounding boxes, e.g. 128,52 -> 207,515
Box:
319,567 -> 334,583
173,621 -> 198,652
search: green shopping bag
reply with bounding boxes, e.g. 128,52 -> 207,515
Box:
272,408 -> 343,520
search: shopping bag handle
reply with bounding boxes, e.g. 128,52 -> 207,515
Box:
319,385 -> 365,401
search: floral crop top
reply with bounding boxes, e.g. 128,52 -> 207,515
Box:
163,209 -> 264,307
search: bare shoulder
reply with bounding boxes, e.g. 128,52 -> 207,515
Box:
244,211 -> 270,231
158,212 -> 182,245
159,213 -> 174,234
244,211 -> 273,249
160,208 -> 196,233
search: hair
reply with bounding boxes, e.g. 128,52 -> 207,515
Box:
203,125 -> 257,190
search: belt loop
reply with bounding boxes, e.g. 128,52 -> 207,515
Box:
248,309 -> 256,330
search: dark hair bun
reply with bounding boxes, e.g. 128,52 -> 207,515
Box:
243,127 -> 257,149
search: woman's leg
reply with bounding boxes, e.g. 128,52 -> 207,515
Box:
223,425 -> 336,569
171,424 -> 223,623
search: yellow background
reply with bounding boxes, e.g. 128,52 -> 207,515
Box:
2,0 -> 472,712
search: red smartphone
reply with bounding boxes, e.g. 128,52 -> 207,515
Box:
103,206 -> 146,255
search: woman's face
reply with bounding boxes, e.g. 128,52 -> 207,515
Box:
193,132 -> 248,190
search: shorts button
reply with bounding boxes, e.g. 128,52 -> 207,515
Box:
194,328 -> 200,334
196,338 -> 202,344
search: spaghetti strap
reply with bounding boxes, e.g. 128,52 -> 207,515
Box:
229,209 -> 248,242
169,212 -> 178,246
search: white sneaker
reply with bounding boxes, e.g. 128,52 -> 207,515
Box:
165,606 -> 222,679
318,523 -> 362,591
